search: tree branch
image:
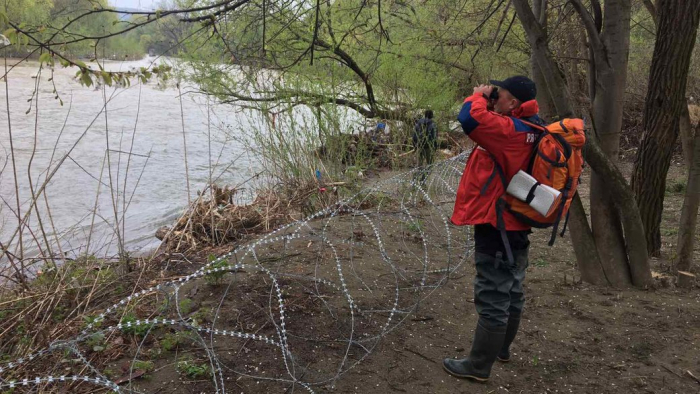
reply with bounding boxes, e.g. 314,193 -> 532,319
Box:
591,0 -> 602,33
219,88 -> 402,119
180,0 -> 251,22
642,0 -> 657,26
313,38 -> 379,116
569,0 -> 604,57
10,0 -> 250,48
512,0 -> 574,116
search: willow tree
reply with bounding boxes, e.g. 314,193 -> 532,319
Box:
177,0 -> 526,123
5,0 -> 535,123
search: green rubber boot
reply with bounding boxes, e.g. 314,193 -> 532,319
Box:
443,320 -> 506,382
497,315 -> 521,362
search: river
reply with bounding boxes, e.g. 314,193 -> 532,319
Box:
0,56 -> 265,261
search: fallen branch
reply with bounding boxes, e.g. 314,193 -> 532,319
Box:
687,370 -> 700,385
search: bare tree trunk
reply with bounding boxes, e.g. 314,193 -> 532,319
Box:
642,0 -> 657,26
583,0 -> 640,287
680,103 -> 694,169
631,0 -> 700,257
513,0 -> 605,282
676,122 -> 700,288
589,93 -> 632,286
585,133 -> 652,287
514,0 -> 652,287
568,194 -> 609,285
572,0 -> 651,287
511,0 -> 573,118
530,0 -> 556,119
531,59 -> 556,119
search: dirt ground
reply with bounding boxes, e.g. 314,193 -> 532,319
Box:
13,157 -> 697,394
91,160 -> 699,394
328,162 -> 700,394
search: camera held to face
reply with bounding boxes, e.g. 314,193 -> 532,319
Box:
489,87 -> 499,101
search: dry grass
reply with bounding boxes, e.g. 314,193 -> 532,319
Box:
155,182 -> 341,254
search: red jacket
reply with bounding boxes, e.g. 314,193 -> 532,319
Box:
451,93 -> 542,231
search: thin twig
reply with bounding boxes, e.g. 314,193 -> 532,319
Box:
3,45 -> 28,288
178,83 -> 192,205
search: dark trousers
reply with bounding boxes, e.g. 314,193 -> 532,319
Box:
417,142 -> 435,166
414,142 -> 435,184
473,247 -> 529,328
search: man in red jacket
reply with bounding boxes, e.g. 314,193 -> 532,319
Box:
443,76 -> 543,382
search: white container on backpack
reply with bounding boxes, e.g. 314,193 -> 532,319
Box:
506,170 -> 562,217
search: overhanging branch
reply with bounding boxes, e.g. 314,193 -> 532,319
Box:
569,0 -> 605,59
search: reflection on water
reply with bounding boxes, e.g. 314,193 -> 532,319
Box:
0,57 -> 262,260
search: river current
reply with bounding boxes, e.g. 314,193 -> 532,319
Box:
0,56 -> 264,260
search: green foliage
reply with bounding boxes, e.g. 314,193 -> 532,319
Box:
172,0 -> 533,184
191,307 -> 212,326
0,0 -> 170,59
177,358 -> 210,379
344,166 -> 366,181
407,220 -> 423,234
103,368 -> 118,379
160,332 -> 186,352
133,360 -> 155,373
178,298 -> 193,315
120,312 -> 153,337
666,180 -> 687,194
533,258 -> 549,268
34,257 -> 117,301
86,332 -> 106,352
205,256 -> 230,285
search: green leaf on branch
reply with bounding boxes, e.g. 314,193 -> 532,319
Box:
3,28 -> 15,42
79,71 -> 93,87
19,32 -> 28,46
101,71 -> 112,86
39,53 -> 52,65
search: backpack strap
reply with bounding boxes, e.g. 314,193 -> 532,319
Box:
496,198 -> 515,266
519,119 -> 547,132
536,149 -> 567,167
548,197 -> 566,246
559,210 -> 571,237
525,182 -> 541,204
485,157 -> 516,266
551,133 -> 573,160
480,154 -> 508,195
480,169 -> 498,196
522,118 -> 574,160
547,177 -> 573,245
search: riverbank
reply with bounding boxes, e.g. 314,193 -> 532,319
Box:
0,155 -> 697,393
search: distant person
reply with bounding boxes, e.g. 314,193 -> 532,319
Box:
369,121 -> 386,143
413,109 -> 437,184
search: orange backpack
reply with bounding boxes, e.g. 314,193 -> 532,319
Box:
496,118 -> 586,264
